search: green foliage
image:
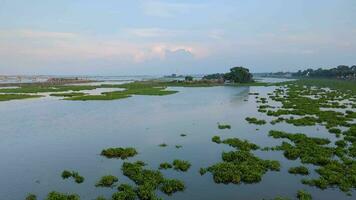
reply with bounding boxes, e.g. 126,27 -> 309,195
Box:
172,160 -> 191,172
100,147 -> 137,159
297,190 -> 312,200
201,150 -> 280,184
224,66 -> 253,83
212,136 -> 221,144
184,76 -> 193,81
158,143 -> 167,147
160,179 -> 185,195
50,92 -> 86,97
302,159 -> 356,192
0,94 -> 42,101
218,123 -> 231,129
26,194 -> 37,200
61,170 -> 72,179
245,117 -> 266,125
45,191 -> 80,200
159,162 -> 172,170
288,166 -> 309,175
112,184 -> 136,200
61,170 -> 84,184
95,175 -> 118,187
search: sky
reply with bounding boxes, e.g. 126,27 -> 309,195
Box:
0,0 -> 355,75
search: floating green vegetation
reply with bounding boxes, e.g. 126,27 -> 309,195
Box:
112,184 -> 136,200
268,130 -> 334,166
160,179 -> 185,195
200,150 -> 280,184
285,116 -> 318,126
212,136 -> 222,144
158,143 -> 167,147
302,159 -> 356,193
26,194 -> 37,200
212,136 -> 260,151
95,175 -> 118,187
0,94 -> 42,101
297,190 -> 312,200
121,161 -> 185,199
50,92 -> 86,97
288,166 -> 309,175
175,145 -> 182,149
172,160 -> 191,172
100,147 -> 137,159
245,117 -> 266,125
180,134 -> 187,137
61,170 -> 84,184
159,162 -> 172,170
218,123 -> 231,129
45,191 -> 79,200
65,82 -> 178,101
270,117 -> 285,125
61,170 -> 72,179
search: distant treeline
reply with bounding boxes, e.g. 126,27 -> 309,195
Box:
261,65 -> 356,80
293,65 -> 356,79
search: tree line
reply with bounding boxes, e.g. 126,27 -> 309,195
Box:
293,65 -> 356,79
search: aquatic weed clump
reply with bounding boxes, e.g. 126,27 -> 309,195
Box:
245,117 -> 266,125
121,161 -> 185,199
26,194 -> 37,200
112,184 -> 136,200
45,191 -> 80,200
160,179 -> 185,195
172,160 -> 191,172
302,159 -> 356,193
201,150 -> 280,184
95,175 -> 119,187
61,170 -> 84,183
101,147 -> 137,159
297,190 -> 312,200
288,166 -> 309,175
159,162 -> 172,170
202,135 -> 280,184
218,123 -> 231,129
268,130 -> 334,166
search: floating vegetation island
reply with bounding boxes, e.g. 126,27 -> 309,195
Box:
100,147 -> 138,159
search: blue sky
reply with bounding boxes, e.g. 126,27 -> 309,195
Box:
0,0 -> 355,75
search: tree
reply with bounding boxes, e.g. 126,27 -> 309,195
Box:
224,66 -> 253,83
185,76 -> 193,81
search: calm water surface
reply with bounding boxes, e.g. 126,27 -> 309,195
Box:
0,84 -> 353,200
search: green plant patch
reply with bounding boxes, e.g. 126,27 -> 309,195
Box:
26,194 -> 37,200
172,160 -> 191,172
50,92 -> 87,97
112,184 -> 136,200
160,179 -> 185,195
95,175 -> 118,187
201,150 -> 280,184
288,166 -> 309,175
45,191 -> 80,200
0,94 -> 42,101
101,147 -> 137,159
297,190 -> 312,200
61,170 -> 84,184
218,123 -> 231,129
268,130 -> 335,166
245,117 -> 266,125
158,143 -> 167,147
159,162 -> 172,170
